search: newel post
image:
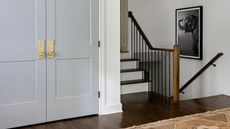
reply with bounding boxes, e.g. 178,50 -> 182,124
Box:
173,45 -> 180,103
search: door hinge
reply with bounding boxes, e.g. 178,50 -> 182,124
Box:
98,91 -> 101,98
98,41 -> 101,47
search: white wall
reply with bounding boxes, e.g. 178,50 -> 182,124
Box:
99,0 -> 122,114
128,0 -> 230,100
173,0 -> 230,100
128,0 -> 174,48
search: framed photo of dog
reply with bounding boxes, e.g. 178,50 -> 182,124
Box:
176,6 -> 203,60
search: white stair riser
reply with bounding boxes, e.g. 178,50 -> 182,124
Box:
121,71 -> 143,81
120,53 -> 131,59
121,61 -> 138,70
121,83 -> 148,95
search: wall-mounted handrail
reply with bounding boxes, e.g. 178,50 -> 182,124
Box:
180,52 -> 224,93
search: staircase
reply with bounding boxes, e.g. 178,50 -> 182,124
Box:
120,12 -> 180,103
121,12 -> 224,103
120,53 -> 149,94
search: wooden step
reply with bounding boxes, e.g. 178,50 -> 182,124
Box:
121,58 -> 139,62
120,50 -> 129,53
121,68 -> 143,73
121,79 -> 150,85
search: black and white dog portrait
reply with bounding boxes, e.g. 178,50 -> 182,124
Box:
176,6 -> 203,60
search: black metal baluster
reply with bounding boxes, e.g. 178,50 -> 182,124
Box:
158,50 -> 161,101
133,22 -> 135,58
135,28 -> 138,59
134,27 -> 136,59
157,50 -> 160,95
160,51 -> 163,101
148,47 -> 150,90
135,29 -> 139,59
142,38 -> 144,71
137,31 -> 138,59
139,32 -> 141,61
145,43 -> 147,81
158,50 -> 160,96
139,34 -> 141,70
142,38 -> 144,80
131,22 -> 133,58
143,41 -> 145,80
168,52 -> 171,102
162,51 -> 164,102
151,49 -> 153,92
160,51 -> 162,99
164,51 -> 167,99
154,50 -> 156,93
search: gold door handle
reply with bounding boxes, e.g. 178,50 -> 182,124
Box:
38,40 -> 45,59
48,40 -> 55,59
48,52 -> 55,58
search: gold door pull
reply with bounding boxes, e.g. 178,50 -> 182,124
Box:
38,40 -> 45,59
48,52 -> 55,57
48,40 -> 55,59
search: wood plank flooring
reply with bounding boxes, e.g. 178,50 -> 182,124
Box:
17,92 -> 230,129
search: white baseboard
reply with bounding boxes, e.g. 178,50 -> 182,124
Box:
99,103 -> 123,115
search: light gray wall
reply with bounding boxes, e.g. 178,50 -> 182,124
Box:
174,0 -> 230,100
121,0 -> 129,51
128,0 -> 174,48
128,0 -> 230,100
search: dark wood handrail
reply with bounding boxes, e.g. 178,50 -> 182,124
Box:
180,53 -> 224,93
128,12 -> 173,52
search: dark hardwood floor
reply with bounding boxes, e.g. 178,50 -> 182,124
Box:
17,92 -> 230,129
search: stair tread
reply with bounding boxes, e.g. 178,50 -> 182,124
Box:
121,79 -> 150,85
121,69 -> 143,73
121,58 -> 139,62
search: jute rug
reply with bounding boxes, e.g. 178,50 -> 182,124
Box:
124,108 -> 230,129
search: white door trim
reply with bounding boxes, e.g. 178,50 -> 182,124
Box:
99,0 -> 122,114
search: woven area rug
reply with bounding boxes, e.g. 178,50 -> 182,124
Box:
124,108 -> 230,129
